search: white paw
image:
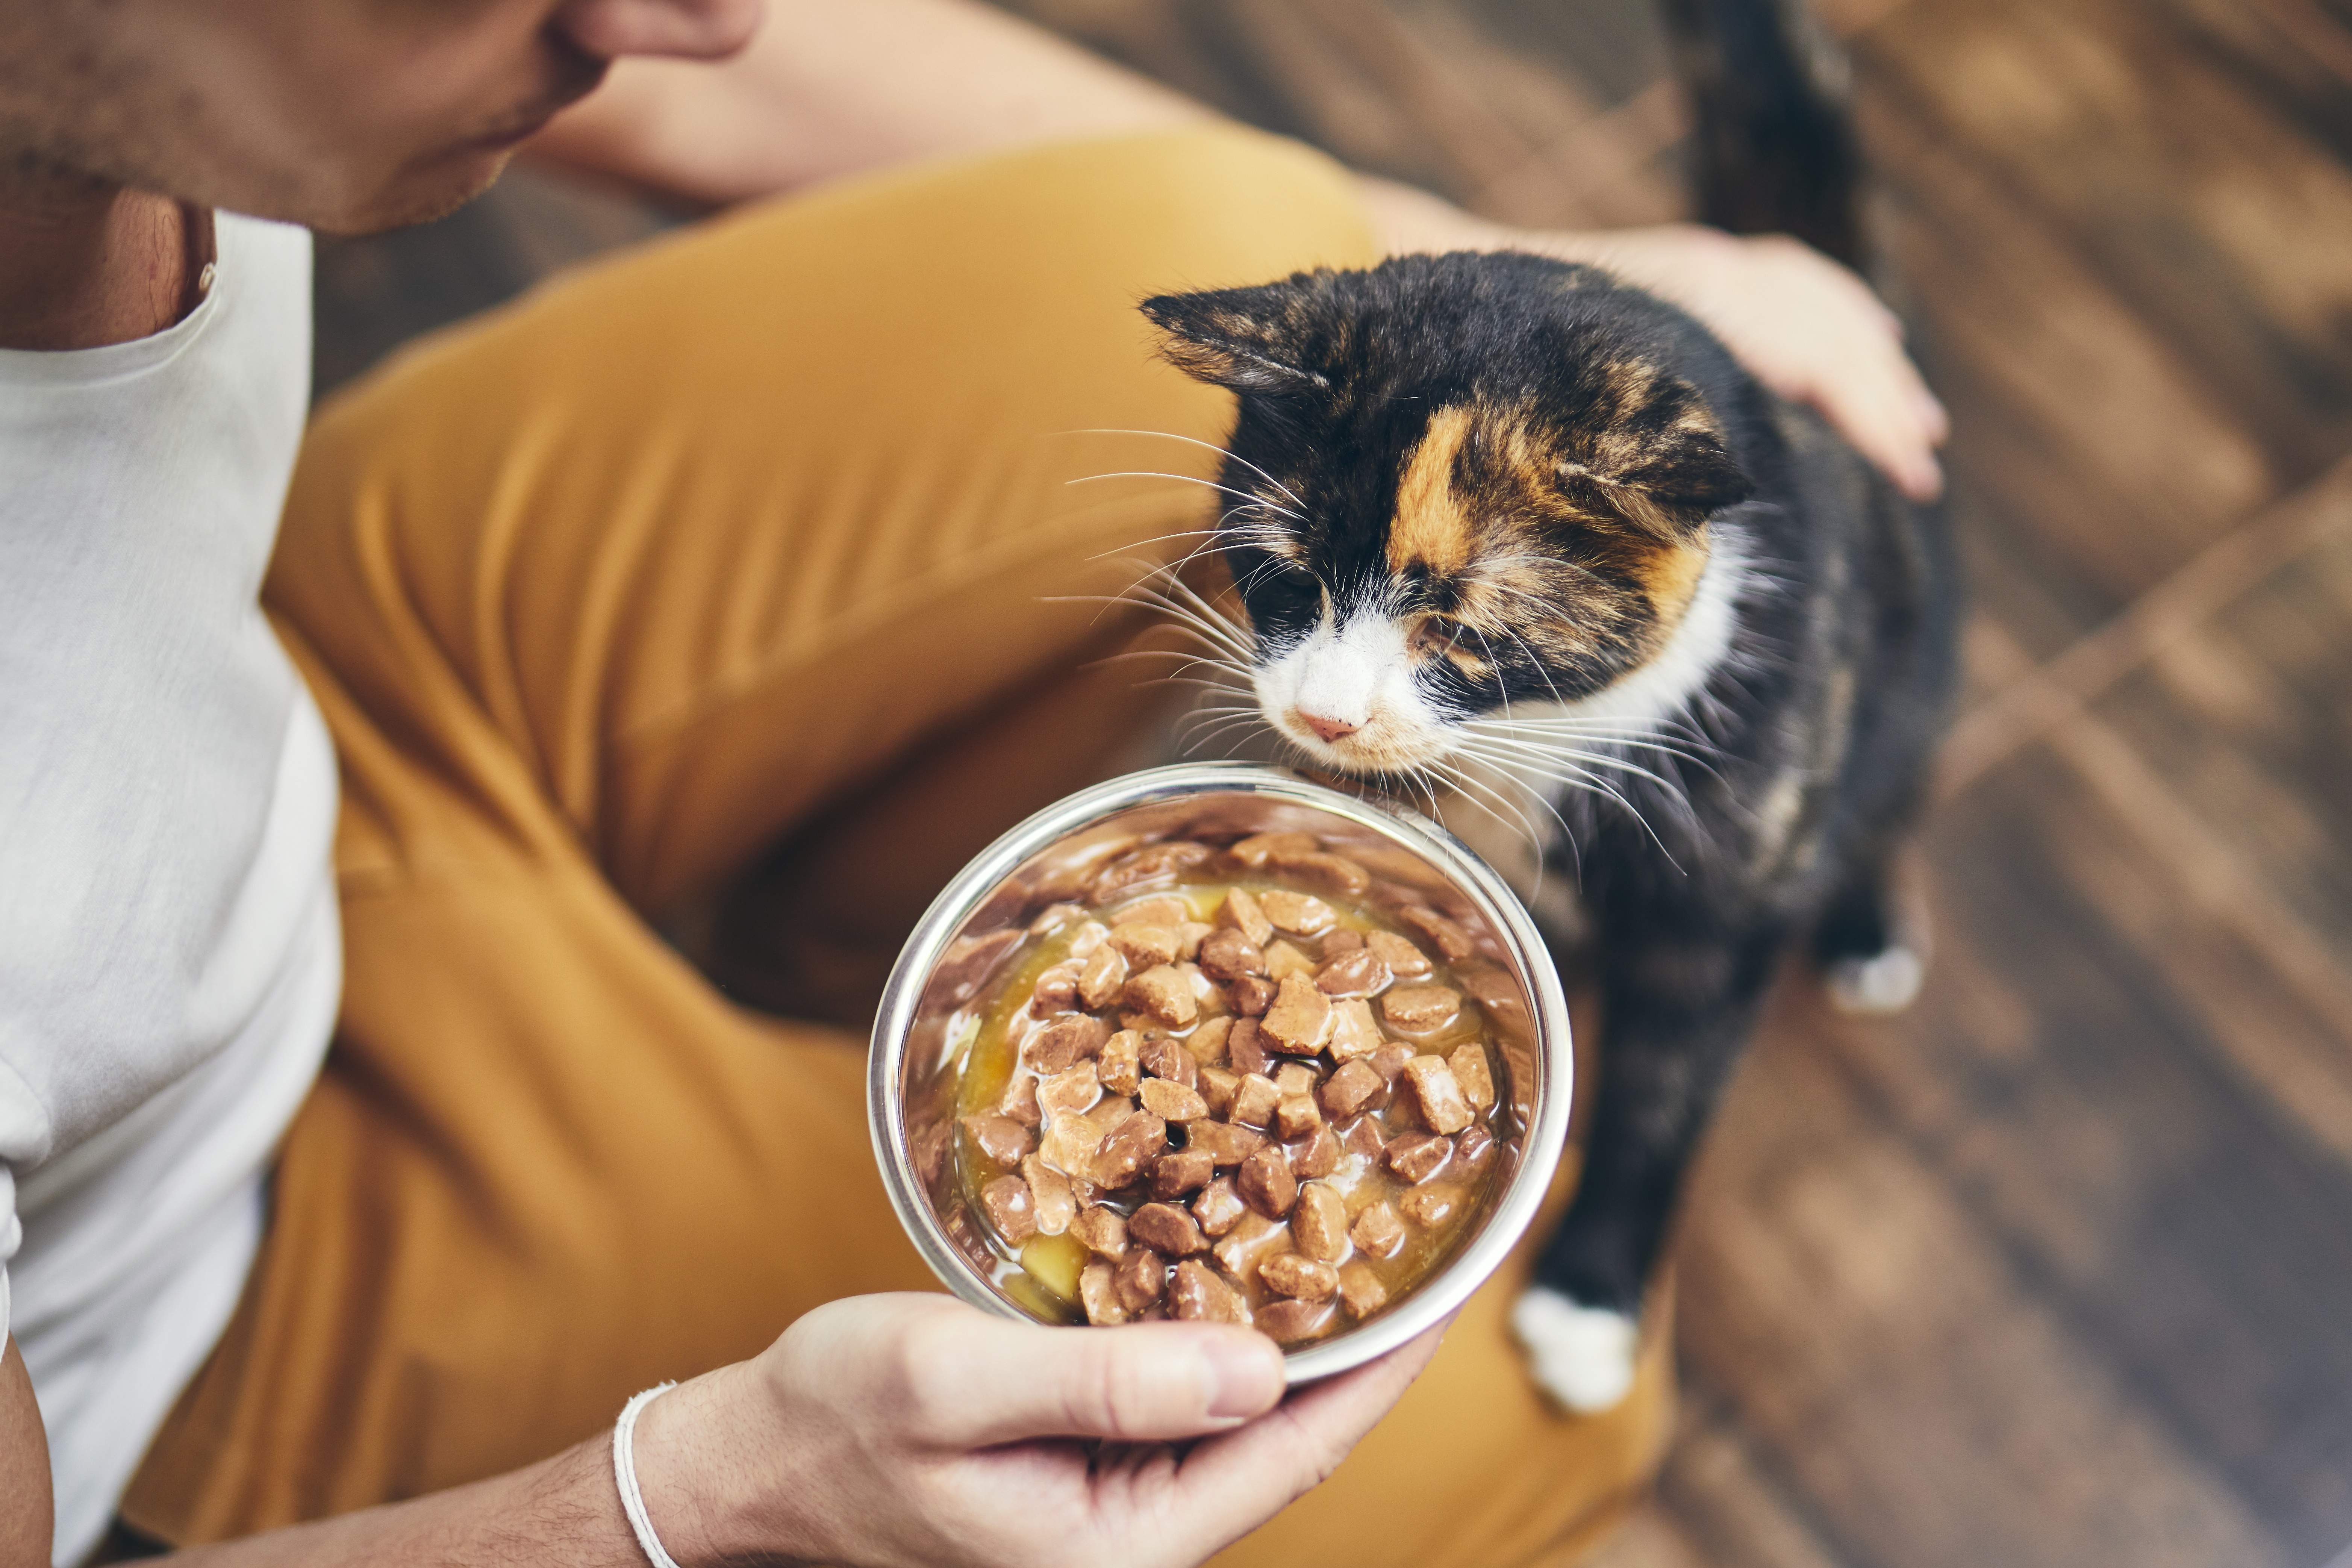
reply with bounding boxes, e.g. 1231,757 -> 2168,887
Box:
1825,944 -> 1925,1015
1510,1288 -> 1638,1414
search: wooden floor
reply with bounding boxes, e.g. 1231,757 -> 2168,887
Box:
311,2 -> 2352,1563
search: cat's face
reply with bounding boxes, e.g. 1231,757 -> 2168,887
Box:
1143,253 -> 1755,779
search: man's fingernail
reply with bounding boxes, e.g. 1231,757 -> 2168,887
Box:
1204,1339 -> 1280,1418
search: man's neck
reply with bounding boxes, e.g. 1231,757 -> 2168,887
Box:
0,155 -> 216,351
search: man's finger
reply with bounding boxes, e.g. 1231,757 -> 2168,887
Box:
1145,1320 -> 1452,1563
896,1307 -> 1285,1449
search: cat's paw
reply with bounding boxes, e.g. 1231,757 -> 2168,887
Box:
1510,1287 -> 1639,1414
1825,943 -> 1926,1014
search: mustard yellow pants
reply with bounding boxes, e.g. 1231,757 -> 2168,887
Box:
121,127 -> 1672,1566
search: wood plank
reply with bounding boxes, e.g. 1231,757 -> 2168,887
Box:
1677,974 -> 2292,1568
1862,0 -> 2352,480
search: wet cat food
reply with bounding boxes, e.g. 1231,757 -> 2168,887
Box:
946,832 -> 1517,1347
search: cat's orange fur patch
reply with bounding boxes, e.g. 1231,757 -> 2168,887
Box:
1387,404 -> 1477,577
1629,528 -> 1712,623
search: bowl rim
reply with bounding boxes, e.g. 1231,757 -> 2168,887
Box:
866,760 -> 1573,1381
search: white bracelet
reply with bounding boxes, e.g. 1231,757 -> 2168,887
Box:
612,1382 -> 684,1568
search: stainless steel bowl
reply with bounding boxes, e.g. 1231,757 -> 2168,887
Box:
867,761 -> 1572,1382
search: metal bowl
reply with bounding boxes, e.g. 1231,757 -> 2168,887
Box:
867,761 -> 1572,1382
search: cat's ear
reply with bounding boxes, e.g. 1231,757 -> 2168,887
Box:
1555,374 -> 1754,540
1140,284 -> 1329,395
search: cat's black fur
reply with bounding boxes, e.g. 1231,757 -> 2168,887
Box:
1142,251 -> 1959,1342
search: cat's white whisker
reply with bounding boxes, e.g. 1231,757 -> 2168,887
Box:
1062,426 -> 1312,516
1065,470 -> 1302,521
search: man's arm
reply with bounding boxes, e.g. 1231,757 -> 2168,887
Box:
3,1339 -> 54,1568
526,0 -> 1946,500
6,1298 -> 1434,1568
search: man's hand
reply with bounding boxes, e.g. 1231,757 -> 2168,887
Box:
632,1295 -> 1445,1568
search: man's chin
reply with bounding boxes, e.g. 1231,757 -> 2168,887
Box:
310,147 -> 517,238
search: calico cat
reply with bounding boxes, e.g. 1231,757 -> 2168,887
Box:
1139,249 -> 1959,1412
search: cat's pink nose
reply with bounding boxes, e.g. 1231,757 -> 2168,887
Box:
1295,708 -> 1360,744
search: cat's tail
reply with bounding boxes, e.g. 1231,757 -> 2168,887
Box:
1658,0 -> 1866,269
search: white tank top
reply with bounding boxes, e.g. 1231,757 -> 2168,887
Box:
0,213 -> 340,1565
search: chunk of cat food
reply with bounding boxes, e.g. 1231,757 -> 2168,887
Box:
1327,999 -> 1384,1062
1019,1156 -> 1078,1235
1350,1201 -> 1407,1259
1074,1204 -> 1130,1259
1401,1055 -> 1474,1136
1196,1065 -> 1240,1117
1091,1027 -> 1139,1087
1186,1119 -> 1268,1167
1140,1077 -> 1209,1123
1316,947 -> 1391,997
1087,1089 -> 1138,1131
1261,940 -> 1318,982
1269,850 -> 1372,899
960,1113 -> 1034,1168
980,1175 -> 1038,1245
1124,965 -> 1198,1028
1337,1261 -> 1389,1319
1187,1015 -> 1233,1066
1400,1185 -> 1462,1228
1291,1183 -> 1349,1263
1229,1073 -> 1281,1129
1370,1041 -> 1416,1084
1115,1246 -> 1166,1312
1385,1132 -> 1452,1185
1039,1111 -> 1100,1176
1128,1201 -> 1209,1256
1174,922 -> 1215,960
1380,986 -> 1460,1032
1453,1122 -> 1496,1173
1260,889 -> 1337,935
1365,930 -> 1433,976
1227,974 -> 1278,1017
1258,1253 -> 1339,1301
1112,896 -> 1189,928
1227,1015 -> 1271,1076
1197,928 -> 1266,982
1079,1262 -> 1128,1325
1274,1094 -> 1321,1140
1340,1115 -> 1387,1162
1107,923 -> 1182,968
1136,1140 -> 1202,1195
1216,886 -> 1276,946
1253,1296 -> 1336,1343
1272,1061 -> 1317,1095
1260,974 -> 1333,1055
1210,1211 -> 1281,1276
1239,1144 -> 1299,1218
1320,1059 -> 1385,1120
998,1072 -> 1042,1127
1289,1122 -> 1342,1179
1170,1259 -> 1251,1325
1137,1034 -> 1198,1088
1030,964 -> 1080,1014
1229,830 -> 1320,868
1035,1062 -> 1100,1121
1092,841 -> 1213,901
1026,1014 -> 1107,1074
1448,1042 -> 1497,1112
1077,945 -> 1128,1011
1193,1176 -> 1248,1236
1398,905 -> 1476,962
1321,929 -> 1366,954
1090,1112 -> 1169,1188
